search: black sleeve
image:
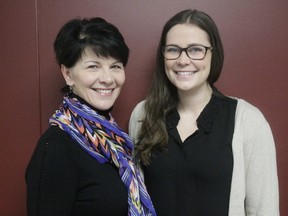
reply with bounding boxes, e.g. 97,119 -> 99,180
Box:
25,127 -> 79,216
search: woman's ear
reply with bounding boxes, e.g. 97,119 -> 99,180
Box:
61,64 -> 74,86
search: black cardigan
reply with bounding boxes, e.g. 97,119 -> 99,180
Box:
25,126 -> 128,216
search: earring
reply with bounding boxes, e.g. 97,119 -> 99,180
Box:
69,85 -> 73,94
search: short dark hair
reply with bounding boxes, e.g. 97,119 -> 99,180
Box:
53,17 -> 129,93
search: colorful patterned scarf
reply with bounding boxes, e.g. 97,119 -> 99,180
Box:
49,95 -> 156,216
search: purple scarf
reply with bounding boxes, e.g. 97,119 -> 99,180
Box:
49,95 -> 156,216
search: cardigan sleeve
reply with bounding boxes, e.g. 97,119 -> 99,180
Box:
128,101 -> 146,178
128,100 -> 146,144
234,99 -> 279,216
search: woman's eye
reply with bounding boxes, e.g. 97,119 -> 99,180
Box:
188,46 -> 204,53
167,47 -> 179,53
111,65 -> 123,70
87,65 -> 99,70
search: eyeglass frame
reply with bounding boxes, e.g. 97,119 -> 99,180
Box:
162,44 -> 213,60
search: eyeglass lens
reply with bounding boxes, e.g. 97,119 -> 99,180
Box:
163,45 -> 209,60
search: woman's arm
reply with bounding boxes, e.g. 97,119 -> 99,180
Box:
128,100 -> 145,144
238,100 -> 279,216
25,128 -> 78,216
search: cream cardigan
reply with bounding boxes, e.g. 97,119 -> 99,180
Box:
129,98 -> 279,216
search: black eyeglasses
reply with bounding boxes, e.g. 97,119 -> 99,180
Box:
163,45 -> 212,60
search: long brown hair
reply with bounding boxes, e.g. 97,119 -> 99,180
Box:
135,9 -> 224,165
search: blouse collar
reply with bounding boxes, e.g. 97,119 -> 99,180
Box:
166,88 -> 220,133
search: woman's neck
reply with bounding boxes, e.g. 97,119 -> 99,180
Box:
177,83 -> 212,115
69,92 -> 112,119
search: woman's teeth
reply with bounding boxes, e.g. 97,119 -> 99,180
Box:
176,71 -> 195,75
96,89 -> 113,94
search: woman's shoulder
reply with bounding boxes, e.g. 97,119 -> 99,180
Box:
233,98 -> 266,120
131,100 -> 146,115
129,100 -> 146,142
26,126 -> 80,179
129,100 -> 147,123
40,126 -> 74,145
36,126 -> 81,159
230,97 -> 271,134
213,88 -> 261,116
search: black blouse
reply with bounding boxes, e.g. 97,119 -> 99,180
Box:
143,90 -> 237,216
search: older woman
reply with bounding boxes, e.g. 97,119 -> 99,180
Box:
26,17 -> 156,216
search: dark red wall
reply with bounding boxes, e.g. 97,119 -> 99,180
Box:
0,1 -> 39,214
1,1 -> 287,215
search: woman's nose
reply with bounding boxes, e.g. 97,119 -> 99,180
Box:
176,51 -> 192,65
98,69 -> 114,84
